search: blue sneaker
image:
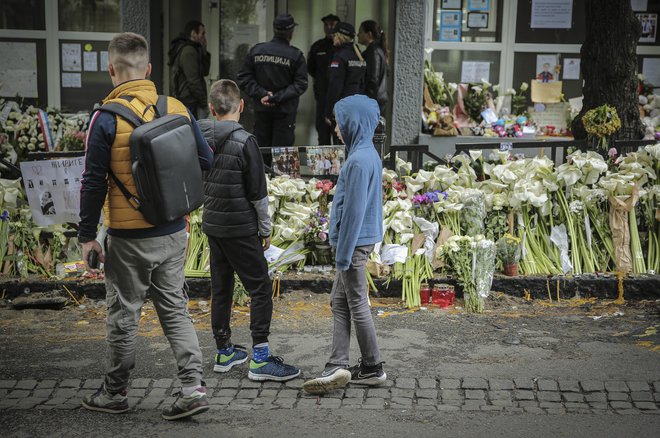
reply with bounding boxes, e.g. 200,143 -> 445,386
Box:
213,344 -> 248,373
248,355 -> 301,382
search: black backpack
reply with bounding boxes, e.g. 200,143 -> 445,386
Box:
97,96 -> 204,225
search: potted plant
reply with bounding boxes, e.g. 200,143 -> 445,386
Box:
496,233 -> 521,276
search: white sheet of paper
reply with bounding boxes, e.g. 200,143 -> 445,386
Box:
263,244 -> 285,264
569,96 -> 583,113
563,58 -> 580,80
531,0 -> 573,29
461,61 -> 490,83
62,43 -> 82,72
83,51 -> 98,71
62,72 -> 81,88
631,0 -> 648,11
0,42 -> 38,98
642,58 -> 660,90
381,244 -> 409,265
100,51 -> 109,71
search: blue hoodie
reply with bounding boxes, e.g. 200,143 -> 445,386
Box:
329,95 -> 383,271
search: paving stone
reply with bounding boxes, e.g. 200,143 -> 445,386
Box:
130,378 -> 150,389
15,380 -> 39,390
537,379 -> 558,392
284,379 -> 304,389
564,402 -> 590,409
610,401 -> 633,409
557,379 -> 580,392
241,380 -> 262,389
607,392 -> 629,401
465,390 -> 485,399
395,378 -> 416,389
262,381 -> 283,389
561,392 -> 585,403
341,398 -> 363,405
480,405 -> 504,411
367,388 -> 390,399
202,378 -> 218,389
488,379 -> 514,390
634,402 -> 658,410
0,389 -> 8,398
539,402 -> 563,409
515,390 -> 535,401
630,391 -> 654,402
277,389 -> 299,398
259,389 -> 279,398
322,389 -> 345,399
545,408 -> 567,415
415,389 -> 438,399
210,397 -> 233,405
605,381 -> 629,393
32,389 -> 54,399
462,378 -> 488,390
0,380 -> 17,389
220,379 -> 241,388
227,404 -> 255,411
129,388 -> 147,397
43,397 -> 68,405
537,391 -> 561,402
318,398 -> 342,408
580,380 -> 605,392
566,408 -> 593,414
391,388 -> 414,398
15,398 -> 48,409
147,388 -> 168,397
7,390 -> 30,399
81,379 -> 103,390
653,381 -> 660,393
416,405 -> 437,411
488,390 -> 512,400
462,400 -> 485,410
517,400 -> 539,408
505,407 -> 525,413
390,397 -> 413,406
344,388 -> 365,398
363,397 -> 386,407
436,404 -> 460,411
523,407 -> 545,415
616,409 -> 641,415
418,378 -> 437,389
654,392 -> 660,401
440,389 -> 463,400
53,388 -> 78,398
585,392 -> 607,403
491,399 -> 514,407
416,398 -> 436,406
236,389 -> 259,399
442,399 -> 464,406
626,381 -> 650,392
152,379 -> 173,389
589,403 -> 609,410
297,398 -> 321,409
36,380 -> 58,390
439,378 -> 461,389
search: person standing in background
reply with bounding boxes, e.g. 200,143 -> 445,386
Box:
168,20 -> 211,119
308,14 -> 340,145
358,20 -> 388,115
325,22 -> 366,137
237,14 -> 308,165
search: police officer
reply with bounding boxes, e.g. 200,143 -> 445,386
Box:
325,22 -> 366,133
308,13 -> 340,145
237,14 -> 308,165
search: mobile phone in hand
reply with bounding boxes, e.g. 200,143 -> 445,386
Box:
87,249 -> 99,269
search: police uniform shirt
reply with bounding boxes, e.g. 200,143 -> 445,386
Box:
308,37 -> 335,100
325,43 -> 366,119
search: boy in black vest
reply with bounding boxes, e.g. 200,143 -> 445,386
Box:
198,80 -> 300,381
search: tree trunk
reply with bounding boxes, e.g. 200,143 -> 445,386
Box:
572,0 -> 644,142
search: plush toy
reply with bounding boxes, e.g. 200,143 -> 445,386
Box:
433,114 -> 458,136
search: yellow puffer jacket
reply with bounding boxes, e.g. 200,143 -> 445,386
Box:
102,80 -> 190,229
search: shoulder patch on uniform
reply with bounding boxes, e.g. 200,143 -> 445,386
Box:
330,61 -> 340,68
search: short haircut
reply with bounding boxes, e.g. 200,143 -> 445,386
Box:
108,32 -> 149,74
208,79 -> 241,115
274,28 -> 294,39
185,20 -> 204,38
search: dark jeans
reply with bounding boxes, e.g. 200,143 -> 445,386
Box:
208,234 -> 272,348
254,111 -> 296,165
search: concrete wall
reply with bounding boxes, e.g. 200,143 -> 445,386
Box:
390,0 -> 425,146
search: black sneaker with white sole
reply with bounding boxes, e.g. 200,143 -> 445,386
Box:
348,360 -> 387,386
302,363 -> 351,395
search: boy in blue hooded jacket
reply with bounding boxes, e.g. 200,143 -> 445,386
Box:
303,94 -> 385,394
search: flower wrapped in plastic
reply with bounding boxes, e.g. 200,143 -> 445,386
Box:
460,188 -> 486,236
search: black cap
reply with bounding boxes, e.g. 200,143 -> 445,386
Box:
273,14 -> 297,31
321,14 -> 340,23
332,22 -> 355,38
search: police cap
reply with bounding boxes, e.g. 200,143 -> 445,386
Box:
321,14 -> 340,23
273,14 -> 297,31
332,21 -> 355,38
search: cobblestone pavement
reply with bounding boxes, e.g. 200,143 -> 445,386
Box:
1,376 -> 659,415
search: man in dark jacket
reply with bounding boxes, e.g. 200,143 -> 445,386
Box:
308,13 -> 339,145
237,14 -> 308,164
198,79 -> 300,382
358,20 -> 388,115
168,20 -> 211,119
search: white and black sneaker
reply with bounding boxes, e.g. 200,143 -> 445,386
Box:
302,363 -> 351,395
348,359 -> 387,386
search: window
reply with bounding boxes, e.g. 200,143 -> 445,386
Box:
0,0 -> 46,30
58,0 -> 120,32
431,0 -> 502,43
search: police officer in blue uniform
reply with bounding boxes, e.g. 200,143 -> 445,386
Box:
308,13 -> 340,145
237,14 -> 308,164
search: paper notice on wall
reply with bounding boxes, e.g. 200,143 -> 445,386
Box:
461,61 -> 490,83
530,102 -> 570,129
563,58 -> 580,80
0,42 -> 38,98
531,80 -> 563,103
62,43 -> 82,72
83,51 -> 98,71
62,72 -> 82,88
531,0 -> 573,29
100,51 -> 109,71
19,157 -> 85,226
631,0 -> 648,11
642,58 -> 660,89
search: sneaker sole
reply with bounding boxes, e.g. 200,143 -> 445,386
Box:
302,370 -> 351,394
248,369 -> 301,382
161,403 -> 210,421
213,356 -> 248,373
81,401 -> 129,414
350,371 -> 387,386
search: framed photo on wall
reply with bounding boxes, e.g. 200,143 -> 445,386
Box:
467,12 -> 489,28
441,0 -> 462,9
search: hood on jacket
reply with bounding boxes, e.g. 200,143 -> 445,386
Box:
168,35 -> 195,66
198,119 -> 244,152
334,94 -> 380,154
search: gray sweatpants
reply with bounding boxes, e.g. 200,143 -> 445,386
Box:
103,229 -> 203,393
328,244 -> 381,367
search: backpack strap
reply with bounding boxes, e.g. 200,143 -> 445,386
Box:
156,95 -> 168,118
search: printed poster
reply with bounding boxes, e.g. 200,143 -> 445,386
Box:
62,43 -> 82,72
20,157 -> 85,226
439,11 -> 462,41
306,147 -> 345,176
272,147 -> 300,178
637,13 -> 657,43
531,0 -> 573,29
0,42 -> 38,98
460,61 -> 490,83
100,51 -> 109,71
83,51 -> 98,71
563,58 -> 580,80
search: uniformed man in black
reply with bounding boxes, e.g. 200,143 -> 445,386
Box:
237,14 -> 308,165
325,22 -> 366,131
308,13 -> 339,145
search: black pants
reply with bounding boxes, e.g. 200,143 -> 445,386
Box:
208,234 -> 272,348
254,111 -> 296,165
315,100 -> 333,145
